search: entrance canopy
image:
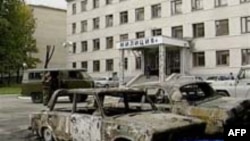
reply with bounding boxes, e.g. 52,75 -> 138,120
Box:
117,36 -> 190,50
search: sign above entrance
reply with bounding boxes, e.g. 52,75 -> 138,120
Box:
117,36 -> 163,49
117,36 -> 190,49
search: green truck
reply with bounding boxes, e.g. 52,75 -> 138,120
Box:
21,68 -> 94,103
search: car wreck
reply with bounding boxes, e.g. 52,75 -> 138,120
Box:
29,88 -> 206,141
132,80 -> 250,135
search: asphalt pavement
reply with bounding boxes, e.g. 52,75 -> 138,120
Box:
0,95 -> 44,141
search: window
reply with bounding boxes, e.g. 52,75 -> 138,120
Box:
93,0 -> 99,8
93,39 -> 100,51
72,62 -> 77,68
151,4 -> 161,18
93,60 -> 100,72
135,8 -> 144,21
106,37 -> 113,49
72,23 -> 76,34
242,49 -> 250,65
215,0 -> 227,7
106,59 -> 113,71
193,23 -> 204,38
81,20 -> 87,32
193,52 -> 205,67
106,0 -> 112,5
93,17 -> 100,30
241,16 -> 250,33
135,57 -> 141,69
192,0 -> 203,10
215,19 -> 229,36
216,50 -> 229,66
136,31 -> 145,39
72,42 -> 76,53
124,58 -> 128,70
171,0 -> 182,15
72,3 -> 76,14
120,11 -> 128,24
172,26 -> 183,38
81,0 -> 87,12
81,41 -> 88,52
106,14 -> 113,27
152,29 -> 162,36
81,61 -> 88,70
241,0 -> 250,3
120,34 -> 128,41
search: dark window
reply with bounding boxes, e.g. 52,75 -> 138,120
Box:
72,23 -> 76,34
106,59 -> 113,71
193,23 -> 204,38
215,0 -> 227,7
120,11 -> 128,24
81,20 -> 87,32
135,8 -> 144,21
120,34 -> 128,41
136,31 -> 145,39
192,0 -> 203,11
72,3 -> 76,14
93,17 -> 100,30
216,50 -> 230,66
93,0 -> 99,8
242,49 -> 250,65
106,37 -> 113,49
241,0 -> 250,3
72,62 -> 77,68
151,4 -> 161,18
81,61 -> 88,70
106,14 -> 113,27
172,26 -> 183,38
215,19 -> 229,36
28,72 -> 42,80
241,16 -> 250,33
135,57 -> 141,69
152,29 -> 162,36
81,0 -> 87,12
72,42 -> 76,53
81,41 -> 87,52
171,0 -> 182,15
106,0 -> 113,5
93,39 -> 100,51
193,52 -> 205,67
93,60 -> 100,72
124,58 -> 128,70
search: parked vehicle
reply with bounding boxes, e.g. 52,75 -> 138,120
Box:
94,76 -> 119,88
29,88 -> 206,141
205,75 -> 231,84
132,80 -> 250,135
21,68 -> 94,103
212,65 -> 250,97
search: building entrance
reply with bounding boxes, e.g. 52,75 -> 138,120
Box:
166,49 -> 181,75
144,48 -> 159,76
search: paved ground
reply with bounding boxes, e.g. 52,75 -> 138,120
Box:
0,95 -> 44,141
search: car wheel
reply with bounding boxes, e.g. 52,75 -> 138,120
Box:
31,92 -> 43,103
216,90 -> 230,96
43,128 -> 54,141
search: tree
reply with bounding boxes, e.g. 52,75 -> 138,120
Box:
0,0 -> 39,84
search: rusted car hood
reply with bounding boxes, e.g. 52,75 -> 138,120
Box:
113,112 -> 204,133
198,97 -> 250,111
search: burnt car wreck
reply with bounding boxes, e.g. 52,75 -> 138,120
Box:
29,88 -> 206,141
132,80 -> 250,135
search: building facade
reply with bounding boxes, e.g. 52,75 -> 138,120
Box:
66,0 -> 250,78
31,5 -> 67,68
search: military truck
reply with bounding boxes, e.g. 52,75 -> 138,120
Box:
212,65 -> 250,98
21,68 -> 94,103
29,88 -> 206,141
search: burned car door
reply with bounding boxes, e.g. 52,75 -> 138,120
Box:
70,113 -> 102,141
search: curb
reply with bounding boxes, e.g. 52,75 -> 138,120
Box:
17,96 -> 31,100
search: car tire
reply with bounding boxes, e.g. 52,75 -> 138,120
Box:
31,92 -> 43,103
43,128 -> 54,141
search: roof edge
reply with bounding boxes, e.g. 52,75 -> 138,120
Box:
29,4 -> 66,12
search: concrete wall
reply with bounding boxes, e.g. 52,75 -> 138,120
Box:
66,0 -> 250,77
31,5 -> 67,68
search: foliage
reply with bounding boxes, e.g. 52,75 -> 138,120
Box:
0,85 -> 21,95
0,0 -> 39,75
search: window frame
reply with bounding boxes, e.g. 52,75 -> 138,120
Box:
215,0 -> 227,7
192,0 -> 203,11
241,16 -> 250,34
72,23 -> 76,34
136,31 -> 145,39
72,3 -> 76,15
172,26 -> 183,39
215,19 -> 229,36
81,0 -> 87,12
93,0 -> 100,9
81,61 -> 88,70
105,14 -> 113,27
106,36 -> 114,49
193,52 -> 205,67
81,41 -> 88,52
93,39 -> 100,51
216,50 -> 230,66
242,49 -> 250,65
151,4 -> 161,18
81,20 -> 87,33
135,8 -> 144,21
93,17 -> 100,30
106,59 -> 114,71
152,29 -> 162,36
120,11 -> 128,24
171,0 -> 182,15
193,23 -> 205,38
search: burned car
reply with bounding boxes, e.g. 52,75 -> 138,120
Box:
29,88 -> 206,141
132,80 -> 250,135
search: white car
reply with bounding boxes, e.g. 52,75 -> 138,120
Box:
94,76 -> 119,88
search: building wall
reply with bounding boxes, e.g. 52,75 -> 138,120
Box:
66,0 -> 250,77
31,5 -> 67,68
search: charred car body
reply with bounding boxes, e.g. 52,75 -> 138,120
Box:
132,80 -> 250,135
29,88 -> 206,141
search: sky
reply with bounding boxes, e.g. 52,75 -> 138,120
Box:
25,0 -> 67,9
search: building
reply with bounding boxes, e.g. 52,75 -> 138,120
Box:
66,0 -> 250,81
31,5 -> 67,68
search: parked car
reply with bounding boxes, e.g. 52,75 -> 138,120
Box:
29,88 -> 206,141
212,65 -> 250,98
94,76 -> 119,88
205,75 -> 231,84
132,80 -> 250,135
21,68 -> 94,103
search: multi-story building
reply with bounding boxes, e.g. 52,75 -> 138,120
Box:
66,0 -> 250,80
31,5 -> 67,68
